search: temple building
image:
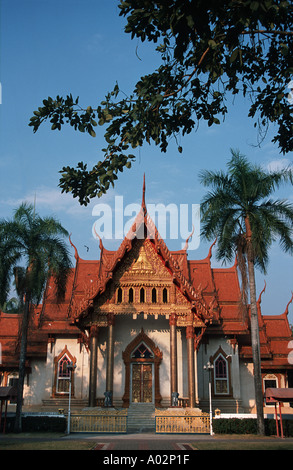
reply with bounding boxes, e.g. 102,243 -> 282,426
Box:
0,180 -> 293,416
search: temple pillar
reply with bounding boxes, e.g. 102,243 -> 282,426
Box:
186,325 -> 196,408
88,325 -> 99,407
169,313 -> 178,405
105,314 -> 115,406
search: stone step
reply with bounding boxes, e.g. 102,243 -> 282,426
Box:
127,404 -> 156,433
42,398 -> 88,411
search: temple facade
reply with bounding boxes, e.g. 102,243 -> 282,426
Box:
0,182 -> 293,415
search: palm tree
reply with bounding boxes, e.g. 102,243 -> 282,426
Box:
1,297 -> 20,313
0,203 -> 72,432
199,149 -> 293,435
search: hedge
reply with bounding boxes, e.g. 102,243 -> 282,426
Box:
2,415 -> 67,433
213,418 -> 293,437
2,414 -> 293,436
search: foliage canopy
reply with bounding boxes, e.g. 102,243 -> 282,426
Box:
29,0 -> 293,205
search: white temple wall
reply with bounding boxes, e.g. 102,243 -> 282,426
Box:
23,358 -> 49,405
108,315 -> 171,402
21,325 -> 265,413
196,336 -> 240,401
239,361 -> 255,412
23,336 -> 90,405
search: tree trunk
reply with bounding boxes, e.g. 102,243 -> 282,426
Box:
245,217 -> 265,435
14,297 -> 30,433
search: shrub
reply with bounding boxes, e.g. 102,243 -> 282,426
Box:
22,415 -> 66,432
2,415 -> 66,433
213,418 -> 293,437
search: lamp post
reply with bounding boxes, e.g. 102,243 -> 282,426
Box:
204,361 -> 214,435
66,362 -> 76,435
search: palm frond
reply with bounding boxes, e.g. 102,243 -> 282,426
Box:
0,203 -> 72,307
199,148 -> 293,274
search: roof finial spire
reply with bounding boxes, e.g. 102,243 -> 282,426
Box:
69,233 -> 79,261
257,280 -> 266,304
283,291 -> 293,316
183,225 -> 195,251
142,173 -> 147,214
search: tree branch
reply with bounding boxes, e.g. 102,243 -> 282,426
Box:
242,29 -> 293,37
163,47 -> 210,100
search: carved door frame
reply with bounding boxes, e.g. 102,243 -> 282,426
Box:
122,329 -> 162,407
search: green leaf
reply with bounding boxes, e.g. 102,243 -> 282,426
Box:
154,94 -> 164,104
208,40 -> 217,49
230,49 -> 238,63
250,1 -> 260,11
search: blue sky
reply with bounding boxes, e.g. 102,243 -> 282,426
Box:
0,0 -> 292,321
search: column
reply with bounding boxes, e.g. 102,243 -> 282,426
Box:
194,348 -> 199,404
88,325 -> 99,407
169,313 -> 178,406
105,314 -> 115,406
186,325 -> 195,408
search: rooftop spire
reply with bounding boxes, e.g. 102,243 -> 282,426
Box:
69,233 -> 79,261
183,225 -> 195,251
283,291 -> 293,316
142,173 -> 147,214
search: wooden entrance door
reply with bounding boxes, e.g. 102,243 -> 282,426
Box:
131,363 -> 153,403
122,329 -> 163,408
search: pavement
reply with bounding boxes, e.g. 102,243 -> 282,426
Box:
2,422 -> 293,464
2,431 -> 293,451
0,431 -> 213,451
64,431 -> 213,451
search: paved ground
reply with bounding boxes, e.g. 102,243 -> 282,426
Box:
2,431 -> 293,453
65,432 -> 213,450
0,431 -> 212,451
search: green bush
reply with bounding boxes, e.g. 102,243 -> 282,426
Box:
22,415 -> 66,432
213,418 -> 293,437
2,415 -> 66,433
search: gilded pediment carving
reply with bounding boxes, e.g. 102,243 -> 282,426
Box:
128,245 -> 155,274
119,240 -> 171,283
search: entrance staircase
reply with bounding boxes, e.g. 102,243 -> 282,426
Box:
127,403 -> 156,433
41,398 -> 88,412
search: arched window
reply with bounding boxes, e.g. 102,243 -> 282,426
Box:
152,288 -> 157,303
117,287 -> 122,303
140,287 -> 145,303
162,288 -> 168,303
129,287 -> 134,303
53,346 -> 76,397
57,354 -> 71,394
214,353 -> 229,395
